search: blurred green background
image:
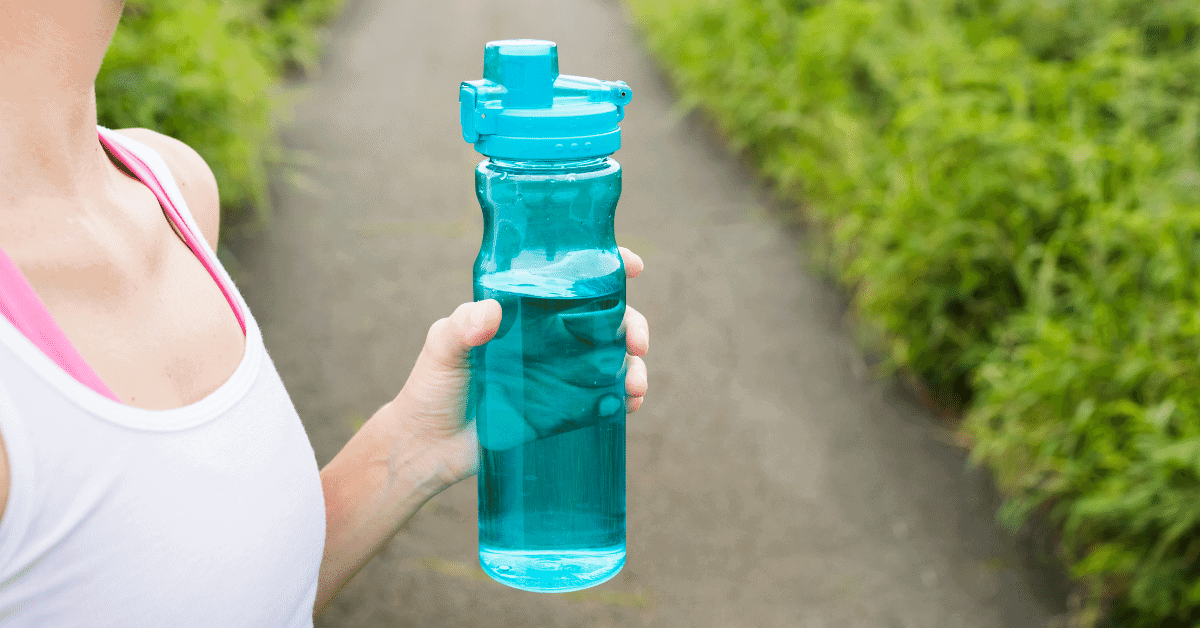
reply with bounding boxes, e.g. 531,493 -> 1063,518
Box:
96,1 -> 1200,626
96,0 -> 348,241
629,1 -> 1200,625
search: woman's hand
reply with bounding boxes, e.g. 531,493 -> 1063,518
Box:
389,247 -> 649,489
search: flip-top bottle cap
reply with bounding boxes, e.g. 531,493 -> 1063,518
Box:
459,39 -> 632,160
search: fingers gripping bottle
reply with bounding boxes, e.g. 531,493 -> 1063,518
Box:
460,40 -> 633,592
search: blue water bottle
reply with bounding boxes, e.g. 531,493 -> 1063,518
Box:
459,39 -> 633,593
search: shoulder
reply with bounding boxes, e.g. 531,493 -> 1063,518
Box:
109,128 -> 222,251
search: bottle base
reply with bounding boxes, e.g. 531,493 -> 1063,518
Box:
479,544 -> 626,592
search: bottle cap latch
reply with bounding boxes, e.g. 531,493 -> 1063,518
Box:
459,39 -> 632,159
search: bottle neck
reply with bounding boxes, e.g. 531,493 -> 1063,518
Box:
487,156 -> 610,173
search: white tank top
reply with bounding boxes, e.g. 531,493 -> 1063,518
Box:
0,126 -> 326,627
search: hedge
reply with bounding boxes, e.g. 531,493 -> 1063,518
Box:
627,0 -> 1200,625
96,0 -> 348,234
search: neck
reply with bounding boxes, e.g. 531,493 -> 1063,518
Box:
0,1 -> 128,215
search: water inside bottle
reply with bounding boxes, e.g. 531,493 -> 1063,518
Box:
472,252 -> 627,591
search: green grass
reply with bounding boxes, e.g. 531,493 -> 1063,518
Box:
628,0 -> 1200,625
96,0 -> 349,233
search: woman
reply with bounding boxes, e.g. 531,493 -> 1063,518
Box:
0,2 -> 651,625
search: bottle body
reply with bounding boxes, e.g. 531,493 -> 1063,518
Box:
471,156 -> 627,592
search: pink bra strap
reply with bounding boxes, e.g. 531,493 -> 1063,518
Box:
0,130 -> 248,404
97,130 -> 247,336
0,249 -> 123,402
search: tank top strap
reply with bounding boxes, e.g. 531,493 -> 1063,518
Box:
0,129 -> 251,405
96,129 -> 247,337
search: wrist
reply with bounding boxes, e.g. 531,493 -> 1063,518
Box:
364,399 -> 460,501
314,401 -> 453,618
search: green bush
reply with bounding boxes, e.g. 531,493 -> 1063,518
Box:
96,0 -> 347,232
628,0 -> 1200,625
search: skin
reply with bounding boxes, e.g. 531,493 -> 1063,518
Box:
0,0 -> 650,621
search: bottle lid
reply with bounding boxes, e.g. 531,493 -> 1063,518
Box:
459,39 -> 632,160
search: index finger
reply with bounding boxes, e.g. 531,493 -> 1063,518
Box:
619,246 -> 643,279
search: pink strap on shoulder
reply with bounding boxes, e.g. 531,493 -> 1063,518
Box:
0,249 -> 123,402
96,130 -> 247,336
0,130 -> 249,404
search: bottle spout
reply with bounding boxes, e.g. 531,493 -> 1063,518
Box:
483,39 -> 559,108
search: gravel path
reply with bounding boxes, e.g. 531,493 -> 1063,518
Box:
222,0 -> 1070,625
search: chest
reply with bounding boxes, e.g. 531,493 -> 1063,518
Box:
2,188 -> 245,411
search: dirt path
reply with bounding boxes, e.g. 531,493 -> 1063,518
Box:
222,0 -> 1069,625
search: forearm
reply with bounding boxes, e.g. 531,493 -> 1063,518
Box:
312,399 -> 453,620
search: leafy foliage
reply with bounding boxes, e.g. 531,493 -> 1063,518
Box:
95,0 -> 348,231
629,0 -> 1200,624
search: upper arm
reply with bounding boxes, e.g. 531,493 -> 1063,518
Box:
111,128 -> 222,251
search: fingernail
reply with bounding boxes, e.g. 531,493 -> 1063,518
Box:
471,303 -> 487,327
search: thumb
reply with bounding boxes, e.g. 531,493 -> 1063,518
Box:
395,300 -> 501,453
416,299 -> 503,373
